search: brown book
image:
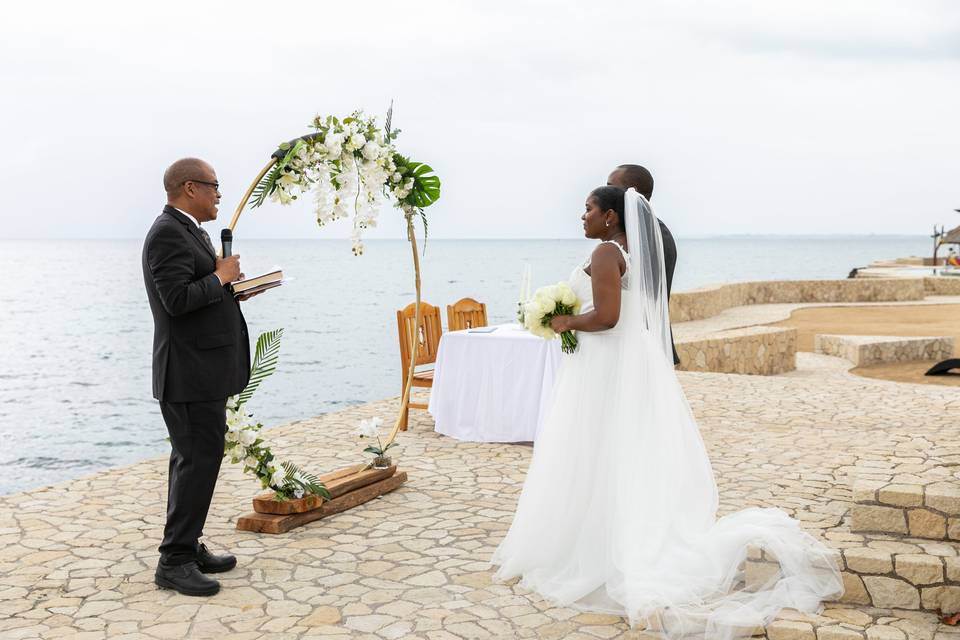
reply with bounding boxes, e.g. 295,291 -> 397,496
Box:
231,269 -> 283,294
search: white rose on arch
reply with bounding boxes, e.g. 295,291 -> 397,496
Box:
361,141 -> 380,161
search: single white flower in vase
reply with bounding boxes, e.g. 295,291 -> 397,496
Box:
356,417 -> 397,469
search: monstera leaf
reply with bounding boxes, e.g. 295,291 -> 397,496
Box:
407,162 -> 441,209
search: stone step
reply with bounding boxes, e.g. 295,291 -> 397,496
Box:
676,325 -> 797,375
852,480 -> 960,542
814,334 -> 954,366
632,605 -> 947,639
763,605 -> 947,639
746,534 -> 960,615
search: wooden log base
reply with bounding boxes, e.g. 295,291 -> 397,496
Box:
252,464 -> 396,514
237,471 -> 408,534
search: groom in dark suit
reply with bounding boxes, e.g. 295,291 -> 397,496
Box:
607,164 -> 680,365
142,158 -> 251,596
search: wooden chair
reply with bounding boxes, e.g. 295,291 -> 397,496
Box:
396,301 -> 443,431
446,297 -> 488,332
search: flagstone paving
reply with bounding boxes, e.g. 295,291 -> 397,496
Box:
1,352 -> 958,639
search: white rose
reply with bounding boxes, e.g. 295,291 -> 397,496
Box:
244,456 -> 258,469
536,294 -> 555,316
271,469 -> 286,487
559,284 -> 577,307
325,134 -> 343,154
238,429 -> 256,446
361,141 -> 380,160
350,132 -> 366,149
522,301 -> 541,329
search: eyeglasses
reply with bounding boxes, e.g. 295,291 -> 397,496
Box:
184,179 -> 221,191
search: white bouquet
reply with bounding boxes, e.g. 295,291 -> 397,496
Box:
522,282 -> 580,353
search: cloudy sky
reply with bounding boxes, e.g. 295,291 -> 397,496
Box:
1,0 -> 957,240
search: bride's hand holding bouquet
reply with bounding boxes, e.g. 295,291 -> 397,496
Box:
522,282 -> 580,353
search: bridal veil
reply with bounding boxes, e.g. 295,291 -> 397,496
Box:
491,189 -> 842,638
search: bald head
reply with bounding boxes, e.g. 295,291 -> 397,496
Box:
607,164 -> 654,200
163,157 -> 221,222
163,158 -> 214,196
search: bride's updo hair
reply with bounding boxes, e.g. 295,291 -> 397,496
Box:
590,185 -> 626,229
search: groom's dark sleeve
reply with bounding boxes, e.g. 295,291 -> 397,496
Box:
146,227 -> 224,317
659,220 -> 680,365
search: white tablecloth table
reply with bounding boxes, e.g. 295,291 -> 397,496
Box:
428,324 -> 562,443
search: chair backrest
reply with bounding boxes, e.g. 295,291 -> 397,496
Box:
447,297 -> 488,332
396,301 -> 443,371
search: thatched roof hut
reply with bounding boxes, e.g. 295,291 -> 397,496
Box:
942,224 -> 960,245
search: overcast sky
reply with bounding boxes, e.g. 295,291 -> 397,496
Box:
1,0 -> 958,240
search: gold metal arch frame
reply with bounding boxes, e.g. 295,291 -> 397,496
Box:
227,157 -> 425,450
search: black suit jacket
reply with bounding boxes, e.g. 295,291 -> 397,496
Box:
142,206 -> 251,402
658,219 -> 680,365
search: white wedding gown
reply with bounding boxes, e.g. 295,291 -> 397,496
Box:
491,192 -> 842,639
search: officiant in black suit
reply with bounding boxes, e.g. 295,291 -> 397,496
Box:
607,164 -> 680,365
142,158 -> 254,596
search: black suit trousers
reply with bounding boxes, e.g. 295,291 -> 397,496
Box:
158,398 -> 227,565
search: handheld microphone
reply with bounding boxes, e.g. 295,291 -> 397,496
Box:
221,229 -> 233,258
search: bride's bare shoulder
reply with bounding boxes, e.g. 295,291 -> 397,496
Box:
590,242 -> 626,272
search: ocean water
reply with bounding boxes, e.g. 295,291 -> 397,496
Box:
0,236 -> 931,494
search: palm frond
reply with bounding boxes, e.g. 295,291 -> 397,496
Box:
237,328 -> 283,407
248,139 -> 306,209
248,163 -> 284,209
281,461 -> 331,499
385,100 -> 394,138
419,209 -> 429,251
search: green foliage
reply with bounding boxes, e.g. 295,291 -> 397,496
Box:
362,441 -> 398,457
407,162 -> 441,209
274,461 -> 332,501
237,328 -> 283,408
248,140 -> 305,209
384,100 -> 394,139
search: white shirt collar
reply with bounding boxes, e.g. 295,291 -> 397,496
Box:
173,207 -> 201,228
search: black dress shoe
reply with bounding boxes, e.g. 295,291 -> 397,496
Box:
196,543 -> 237,574
155,561 -> 220,596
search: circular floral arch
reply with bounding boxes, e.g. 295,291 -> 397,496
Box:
223,107 -> 440,500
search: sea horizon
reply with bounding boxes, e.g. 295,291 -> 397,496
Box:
0,235 -> 938,496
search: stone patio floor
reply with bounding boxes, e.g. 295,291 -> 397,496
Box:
1,350 -> 959,638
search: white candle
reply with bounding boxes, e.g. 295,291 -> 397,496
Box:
521,263 -> 531,301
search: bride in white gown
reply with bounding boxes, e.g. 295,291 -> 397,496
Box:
490,186 -> 842,638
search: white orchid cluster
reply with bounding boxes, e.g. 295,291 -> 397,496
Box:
355,416 -> 398,460
268,111 -> 417,256
522,282 -> 581,353
224,396 -> 308,499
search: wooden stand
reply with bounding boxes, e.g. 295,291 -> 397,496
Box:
236,464 -> 407,534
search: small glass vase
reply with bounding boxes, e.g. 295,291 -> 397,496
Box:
372,455 -> 392,470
